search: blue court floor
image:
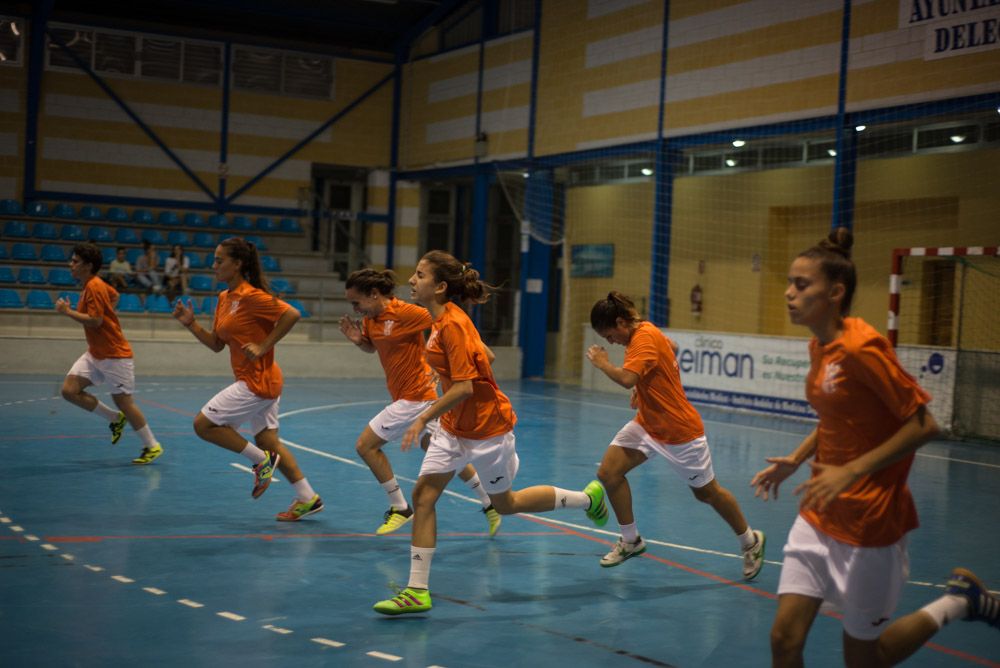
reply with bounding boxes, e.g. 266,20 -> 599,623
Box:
1,375 -> 998,667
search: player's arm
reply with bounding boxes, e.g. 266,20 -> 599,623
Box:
586,344 -> 639,389
401,379 -> 473,450
339,315 -> 375,353
243,307 -> 300,361
55,298 -> 103,328
173,299 -> 224,352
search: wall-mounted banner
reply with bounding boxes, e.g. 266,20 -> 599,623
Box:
899,0 -> 1000,61
581,326 -> 956,428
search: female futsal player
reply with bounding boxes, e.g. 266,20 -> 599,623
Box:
172,237 -> 322,521
339,268 -> 501,536
372,251 -> 607,615
56,242 -> 163,465
586,291 -> 764,577
751,227 -> 998,666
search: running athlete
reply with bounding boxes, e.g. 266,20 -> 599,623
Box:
587,291 -> 764,576
751,227 -> 998,666
340,268 -> 501,536
56,242 -> 163,465
172,237 -> 322,521
372,251 -> 607,616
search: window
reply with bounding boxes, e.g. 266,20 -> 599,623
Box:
47,28 -> 95,69
916,124 -> 979,150
233,47 -> 282,92
233,47 -> 334,98
140,38 -> 182,80
94,32 -> 136,75
182,42 -> 222,86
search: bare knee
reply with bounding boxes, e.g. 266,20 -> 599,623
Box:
596,462 -> 624,488
193,414 -> 215,439
770,625 -> 807,664
60,377 -> 82,402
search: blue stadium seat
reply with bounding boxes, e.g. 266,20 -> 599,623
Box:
106,207 -> 128,222
0,266 -> 15,283
132,209 -> 154,224
126,248 -> 142,264
205,251 -> 216,266
256,217 -> 278,232
48,268 -> 75,286
141,229 -> 166,245
208,214 -> 229,229
193,232 -> 216,248
0,287 -> 22,308
279,217 -> 302,233
0,244 -> 7,260
52,203 -> 76,219
183,213 -> 206,228
18,267 -> 46,284
41,244 -> 68,262
57,291 -> 80,309
60,224 -> 84,241
200,296 -> 218,314
115,228 -> 140,244
186,252 -> 204,269
261,255 -> 280,272
32,222 -> 59,240
0,199 -> 22,215
146,293 -> 171,313
157,250 -> 170,264
11,243 -> 38,261
25,201 -> 50,217
215,281 -> 228,292
167,230 -> 191,246
101,247 -> 117,264
26,290 -> 54,309
157,211 -> 180,226
286,298 -> 311,318
117,293 -> 144,313
269,278 -> 294,294
89,226 -> 114,243
244,234 -> 266,251
79,205 -> 103,221
233,215 -> 254,231
3,220 -> 30,238
189,275 -> 213,292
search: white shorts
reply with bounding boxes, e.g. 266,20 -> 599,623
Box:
67,352 -> 135,395
777,515 -> 910,641
611,420 -> 715,488
200,380 -> 279,436
368,399 -> 439,443
419,429 -> 520,495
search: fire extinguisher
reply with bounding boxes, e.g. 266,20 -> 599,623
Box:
690,284 -> 703,318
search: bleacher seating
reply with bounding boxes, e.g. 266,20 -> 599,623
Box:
60,225 -> 85,241
183,213 -> 206,228
41,244 -> 68,262
18,267 -> 46,284
193,232 -> 216,248
53,203 -> 76,219
0,288 -> 22,308
189,275 -> 214,292
4,220 -> 30,238
146,294 -> 172,313
167,230 -> 191,246
208,214 -> 229,229
48,268 -> 75,287
269,278 -> 294,295
280,217 -> 302,233
132,209 -> 154,224
158,211 -> 180,226
115,228 -> 139,244
286,298 -> 310,317
57,291 -> 80,309
233,216 -> 254,231
1,199 -> 22,215
117,293 -> 144,313
257,217 -> 278,232
200,296 -> 218,314
245,234 -> 266,251
89,227 -> 114,243
0,266 -> 15,283
11,243 -> 37,261
101,247 -> 117,264
261,255 -> 280,272
79,205 -> 103,221
0,244 -> 7,260
186,252 -> 204,269
32,222 -> 59,240
26,290 -> 54,309
126,248 -> 142,264
141,229 -> 166,245
26,202 -> 50,217
106,207 -> 129,222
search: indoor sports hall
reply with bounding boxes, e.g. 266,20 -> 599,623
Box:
1,1 -> 998,667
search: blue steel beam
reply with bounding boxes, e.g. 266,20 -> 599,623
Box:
831,0 -> 856,232
218,42 -> 232,207
23,0 -> 54,203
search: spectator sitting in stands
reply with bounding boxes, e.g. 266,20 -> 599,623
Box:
134,240 -> 163,296
164,244 -> 190,302
106,246 -> 133,292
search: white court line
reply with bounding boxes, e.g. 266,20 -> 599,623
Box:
0,517 -> 10,523
367,651 -> 403,661
24,534 -> 39,541
60,553 -> 75,561
40,543 -> 58,551
311,637 -> 345,648
143,587 -> 167,595
84,565 -> 104,572
262,624 -> 293,634
10,525 -> 23,532
217,611 -> 246,621
506,390 -> 1000,470
178,599 -> 204,608
111,575 -> 134,583
278,400 -> 383,419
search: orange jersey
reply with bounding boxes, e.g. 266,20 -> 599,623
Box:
801,317 -> 931,547
622,322 -> 704,444
213,282 -> 291,399
362,298 -> 437,402
79,276 -> 133,359
425,302 -> 516,439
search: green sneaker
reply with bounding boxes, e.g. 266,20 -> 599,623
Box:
276,494 -> 324,522
583,480 -> 609,527
482,504 -> 502,537
109,411 -> 126,445
373,587 -> 432,616
132,443 -> 163,465
742,530 -> 766,581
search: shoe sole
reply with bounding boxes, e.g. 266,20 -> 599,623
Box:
376,513 -> 413,535
743,531 -> 766,581
373,604 -> 432,616
276,503 -> 324,522
600,545 -> 647,568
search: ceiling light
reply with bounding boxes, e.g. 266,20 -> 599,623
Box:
827,149 -> 837,157
10,22 -> 19,37
949,135 -> 966,143
640,168 -> 653,176
731,139 -> 746,148
725,159 -> 737,167
522,172 -> 529,178
855,125 -> 866,132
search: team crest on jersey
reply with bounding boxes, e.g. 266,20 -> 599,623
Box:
383,319 -> 395,336
821,361 -> 842,394
229,299 -> 240,315
426,328 -> 439,349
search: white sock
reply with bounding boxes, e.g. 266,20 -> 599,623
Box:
738,527 -> 757,551
464,473 -> 492,508
239,442 -> 268,465
620,522 -> 639,543
135,424 -> 157,448
381,477 -> 409,511
920,595 -> 969,629
93,401 -> 119,421
551,487 -> 590,510
408,546 -> 435,590
292,478 -> 316,502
